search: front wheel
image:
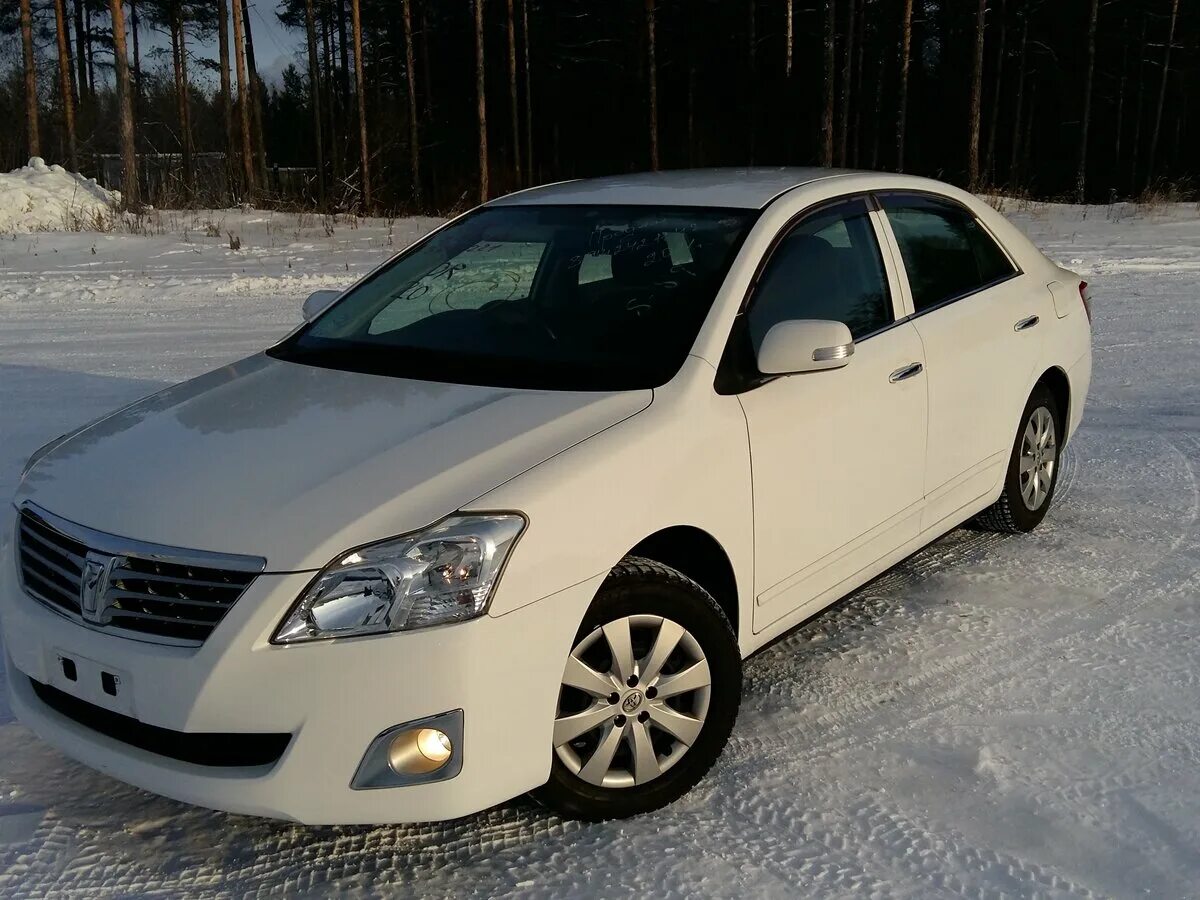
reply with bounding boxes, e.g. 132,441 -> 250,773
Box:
533,557 -> 741,821
977,385 -> 1062,533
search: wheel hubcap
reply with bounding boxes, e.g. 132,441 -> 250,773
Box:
553,615 -> 711,789
1019,406 -> 1057,511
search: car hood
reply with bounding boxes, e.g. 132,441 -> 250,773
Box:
15,354 -> 651,571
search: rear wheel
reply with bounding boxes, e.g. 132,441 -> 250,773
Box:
977,385 -> 1062,533
534,557 -> 741,821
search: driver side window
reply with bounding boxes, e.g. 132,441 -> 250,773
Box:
747,198 -> 893,351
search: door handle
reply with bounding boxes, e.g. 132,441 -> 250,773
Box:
889,362 -> 923,383
1014,315 -> 1040,332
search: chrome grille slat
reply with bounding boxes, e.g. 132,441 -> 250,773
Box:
20,542 -> 84,585
106,609 -> 221,628
15,507 -> 264,645
109,568 -> 249,592
18,522 -> 87,568
21,565 -> 82,609
106,588 -> 232,610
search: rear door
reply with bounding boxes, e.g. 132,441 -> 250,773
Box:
876,192 -> 1051,530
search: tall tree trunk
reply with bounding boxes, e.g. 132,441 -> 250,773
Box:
1114,19 -> 1128,172
304,0 -> 327,203
476,0 -> 489,201
349,0 -> 370,210
1021,82 -> 1036,181
646,0 -> 659,170
982,0 -> 1006,186
896,0 -> 912,171
401,0 -> 420,205
109,0 -> 139,208
20,0 -> 40,159
870,33 -> 884,169
230,0 -> 256,197
747,0 -> 756,163
171,4 -> 195,197
1009,12 -> 1028,185
506,0 -> 521,185
73,0 -> 88,107
1146,0 -> 1180,186
130,0 -> 141,122
522,0 -> 532,181
323,1 -> 343,183
851,0 -> 865,166
54,0 -> 78,168
785,0 -> 793,78
820,0 -> 835,166
1130,15 -> 1146,192
86,5 -> 95,97
338,0 -> 351,114
241,1 -> 268,187
837,0 -> 855,166
1075,0 -> 1098,203
218,0 -> 235,194
967,0 -> 986,190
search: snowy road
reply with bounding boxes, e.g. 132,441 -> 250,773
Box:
1,204 -> 1198,898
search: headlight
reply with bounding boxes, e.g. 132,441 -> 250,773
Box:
273,514 -> 525,643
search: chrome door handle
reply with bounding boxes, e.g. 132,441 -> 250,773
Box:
889,362 -> 923,383
1014,315 -> 1040,332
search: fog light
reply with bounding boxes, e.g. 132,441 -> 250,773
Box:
388,727 -> 453,775
351,709 -> 463,790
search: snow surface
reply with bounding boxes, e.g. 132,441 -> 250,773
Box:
0,159 -> 122,234
1,202 -> 1199,897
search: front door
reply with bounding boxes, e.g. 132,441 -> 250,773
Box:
736,197 -> 928,633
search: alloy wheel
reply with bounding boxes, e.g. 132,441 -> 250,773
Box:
552,615 -> 711,788
1019,406 -> 1057,511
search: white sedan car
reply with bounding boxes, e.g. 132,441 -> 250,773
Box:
3,169 -> 1091,824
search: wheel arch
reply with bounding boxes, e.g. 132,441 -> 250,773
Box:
1035,366 -> 1072,443
625,526 -> 740,639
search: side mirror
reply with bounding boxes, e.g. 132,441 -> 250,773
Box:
302,289 -> 342,322
756,319 -> 854,375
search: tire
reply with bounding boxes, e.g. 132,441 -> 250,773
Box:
533,556 -> 742,821
976,384 -> 1063,534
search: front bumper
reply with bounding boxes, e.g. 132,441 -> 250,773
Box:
0,523 -> 599,824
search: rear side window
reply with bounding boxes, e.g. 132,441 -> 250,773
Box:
747,197 -> 893,348
880,194 -> 1016,313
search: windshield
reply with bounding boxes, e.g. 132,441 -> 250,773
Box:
269,205 -> 755,390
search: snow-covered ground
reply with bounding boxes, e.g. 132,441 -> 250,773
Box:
1,202 -> 1198,897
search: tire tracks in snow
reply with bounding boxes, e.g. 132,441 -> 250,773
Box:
731,431 -> 1198,771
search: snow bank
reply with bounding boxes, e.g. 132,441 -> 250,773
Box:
0,157 -> 121,233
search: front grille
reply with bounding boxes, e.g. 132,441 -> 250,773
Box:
30,678 -> 291,768
16,507 -> 263,645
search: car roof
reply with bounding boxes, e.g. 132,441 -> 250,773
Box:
486,167 -> 866,210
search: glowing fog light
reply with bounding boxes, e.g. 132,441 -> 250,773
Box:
387,727 -> 454,775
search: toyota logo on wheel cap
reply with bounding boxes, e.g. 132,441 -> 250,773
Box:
621,690 -> 644,713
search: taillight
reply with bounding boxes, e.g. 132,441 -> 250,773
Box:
1079,281 -> 1093,324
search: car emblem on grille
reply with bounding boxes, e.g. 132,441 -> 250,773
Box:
80,552 -> 119,624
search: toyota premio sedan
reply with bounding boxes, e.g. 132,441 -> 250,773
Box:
2,169 -> 1091,824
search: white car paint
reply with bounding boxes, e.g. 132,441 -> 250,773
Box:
1,169 -> 1092,824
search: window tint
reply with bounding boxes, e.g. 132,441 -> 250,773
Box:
369,240 -> 545,334
747,198 -> 893,349
881,194 -> 1016,313
576,230 -> 695,285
